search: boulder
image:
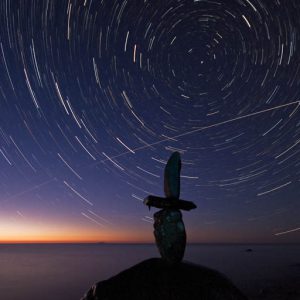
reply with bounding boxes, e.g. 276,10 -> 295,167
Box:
81,258 -> 247,300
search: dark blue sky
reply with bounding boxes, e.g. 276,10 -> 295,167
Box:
0,0 -> 299,243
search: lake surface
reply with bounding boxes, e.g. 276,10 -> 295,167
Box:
0,244 -> 299,300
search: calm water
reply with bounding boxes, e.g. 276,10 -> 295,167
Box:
0,244 -> 299,300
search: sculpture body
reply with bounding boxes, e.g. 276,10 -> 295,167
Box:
144,152 -> 196,264
154,209 -> 186,263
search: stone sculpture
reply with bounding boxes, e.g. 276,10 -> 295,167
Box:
144,152 -> 196,264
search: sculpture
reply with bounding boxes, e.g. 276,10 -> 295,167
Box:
144,152 -> 197,264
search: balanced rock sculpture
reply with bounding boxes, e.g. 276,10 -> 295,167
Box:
144,152 -> 196,264
81,152 -> 248,300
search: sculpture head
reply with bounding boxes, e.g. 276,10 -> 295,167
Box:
164,151 -> 181,199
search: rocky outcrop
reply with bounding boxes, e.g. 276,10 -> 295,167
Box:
81,258 -> 247,300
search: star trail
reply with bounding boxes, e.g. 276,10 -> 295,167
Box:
0,0 -> 299,243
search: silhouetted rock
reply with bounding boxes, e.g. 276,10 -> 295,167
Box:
154,209 -> 186,264
143,152 -> 196,264
81,258 -> 248,300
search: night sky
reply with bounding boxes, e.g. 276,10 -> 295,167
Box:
0,0 -> 299,243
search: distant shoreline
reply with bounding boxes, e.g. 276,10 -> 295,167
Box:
0,242 -> 299,246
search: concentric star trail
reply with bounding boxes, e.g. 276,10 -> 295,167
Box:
0,0 -> 299,242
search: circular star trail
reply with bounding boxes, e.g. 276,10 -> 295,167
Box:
0,0 -> 299,242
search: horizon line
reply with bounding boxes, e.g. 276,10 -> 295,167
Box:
0,241 -> 299,245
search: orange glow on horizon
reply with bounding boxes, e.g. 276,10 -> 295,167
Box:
0,229 -> 153,244
0,215 -> 283,244
0,236 -> 153,244
0,217 -> 154,244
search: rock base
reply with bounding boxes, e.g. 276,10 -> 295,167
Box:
81,258 -> 248,300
